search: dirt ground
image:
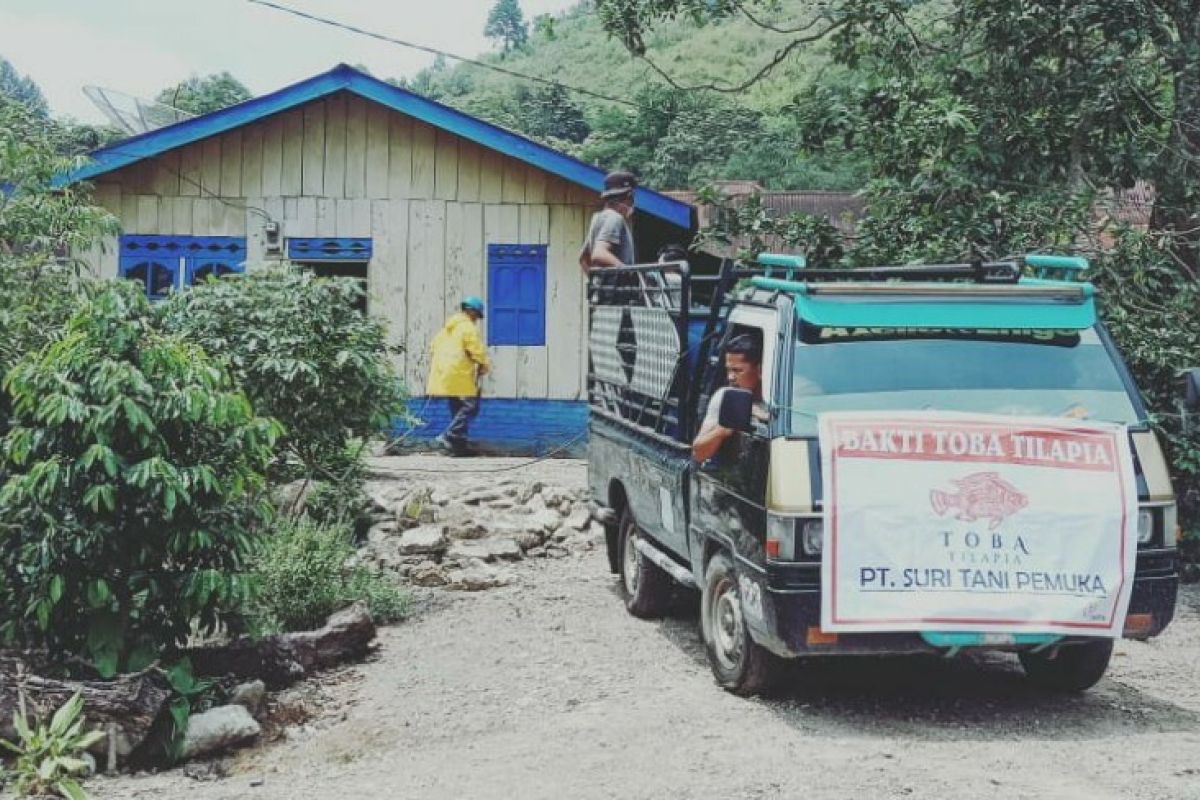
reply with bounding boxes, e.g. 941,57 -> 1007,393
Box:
92,457 -> 1200,800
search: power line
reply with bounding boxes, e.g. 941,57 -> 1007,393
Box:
243,0 -> 781,147
246,0 -> 646,112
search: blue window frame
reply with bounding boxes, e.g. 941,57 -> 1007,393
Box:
487,244 -> 547,346
286,237 -> 373,262
119,235 -> 247,299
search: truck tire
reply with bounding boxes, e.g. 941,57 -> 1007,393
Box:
1019,639 -> 1113,692
700,551 -> 781,696
618,505 -> 672,618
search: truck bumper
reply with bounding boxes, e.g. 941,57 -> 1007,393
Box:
748,553 -> 1179,658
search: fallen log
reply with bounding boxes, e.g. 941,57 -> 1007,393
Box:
187,602 -> 376,688
0,664 -> 172,762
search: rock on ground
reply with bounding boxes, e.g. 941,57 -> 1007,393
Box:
179,705 -> 261,761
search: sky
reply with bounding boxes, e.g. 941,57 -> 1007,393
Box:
0,0 -> 579,124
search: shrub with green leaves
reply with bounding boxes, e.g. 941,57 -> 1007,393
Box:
1,692 -> 104,800
0,283 -> 280,674
160,268 -> 407,481
250,517 -> 409,633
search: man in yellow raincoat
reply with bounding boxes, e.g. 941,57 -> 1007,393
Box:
427,296 -> 491,456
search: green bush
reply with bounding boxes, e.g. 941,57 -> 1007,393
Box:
160,268 -> 407,482
1,692 -> 105,799
249,517 -> 408,633
0,283 -> 280,674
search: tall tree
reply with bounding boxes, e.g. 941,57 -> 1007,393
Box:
0,57 -> 48,118
156,72 -> 251,116
484,0 -> 529,54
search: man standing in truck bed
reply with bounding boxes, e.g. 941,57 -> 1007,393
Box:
579,170 -> 638,271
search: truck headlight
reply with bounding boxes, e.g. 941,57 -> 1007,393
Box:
1137,509 -> 1154,545
801,519 -> 824,556
766,514 -> 796,560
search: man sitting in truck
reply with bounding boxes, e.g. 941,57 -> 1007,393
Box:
692,334 -> 768,462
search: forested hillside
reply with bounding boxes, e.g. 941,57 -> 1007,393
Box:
397,3 -> 864,191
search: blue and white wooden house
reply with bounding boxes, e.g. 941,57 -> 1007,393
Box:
68,64 -> 695,453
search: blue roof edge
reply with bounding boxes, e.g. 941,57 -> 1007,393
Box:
60,64 -> 694,230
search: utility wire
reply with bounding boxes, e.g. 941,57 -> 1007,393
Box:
243,0 -> 780,148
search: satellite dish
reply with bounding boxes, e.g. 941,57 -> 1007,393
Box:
83,85 -> 196,136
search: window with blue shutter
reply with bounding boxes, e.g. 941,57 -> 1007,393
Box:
119,235 -> 247,299
487,244 -> 547,346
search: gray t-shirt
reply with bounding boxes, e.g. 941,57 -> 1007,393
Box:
581,209 -> 635,266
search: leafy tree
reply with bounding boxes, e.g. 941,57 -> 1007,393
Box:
0,282 -> 280,674
484,0 -> 529,54
514,84 -> 589,144
0,56 -> 48,118
160,268 -> 407,482
156,72 -> 252,116
0,98 -> 118,435
532,13 -> 557,41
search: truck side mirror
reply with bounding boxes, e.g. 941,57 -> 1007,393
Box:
1184,368 -> 1200,412
718,388 -> 754,432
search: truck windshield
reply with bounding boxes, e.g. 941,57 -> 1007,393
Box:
787,326 -> 1144,436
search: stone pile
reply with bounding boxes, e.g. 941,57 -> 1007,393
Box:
358,478 -> 604,591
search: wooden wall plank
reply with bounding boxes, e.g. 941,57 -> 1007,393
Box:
280,110 -> 304,195
548,205 -> 585,399
301,102 -> 325,196
93,183 -> 122,278
443,202 -> 484,321
220,130 -> 243,196
241,127 -> 263,198
120,193 -> 138,235
218,198 -> 245,236
351,199 -> 372,237
136,196 -> 159,235
344,95 -> 367,198
524,166 -> 547,205
293,197 -> 318,237
150,152 -> 180,196
478,149 -> 503,204
517,205 -> 551,399
405,200 -> 447,392
260,116 -> 283,196
169,196 -> 193,236
245,196 -> 267,265
366,103 -> 390,199
371,199 -> 409,378
336,199 -> 354,237
179,143 -> 202,197
433,130 -> 458,201
543,176 -> 566,205
388,114 -> 412,199
323,93 -> 347,198
501,157 -> 526,203
410,121 -> 436,198
193,196 -> 213,234
482,204 -> 520,397
316,198 -> 337,237
201,137 -> 222,196
457,141 -> 482,202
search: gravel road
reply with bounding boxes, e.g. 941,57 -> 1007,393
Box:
92,458 -> 1200,800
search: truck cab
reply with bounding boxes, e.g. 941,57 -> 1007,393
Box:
587,255 -> 1189,695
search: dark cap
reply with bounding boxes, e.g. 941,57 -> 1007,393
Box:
601,170 -> 638,200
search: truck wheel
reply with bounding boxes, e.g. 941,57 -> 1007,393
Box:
700,552 -> 781,696
618,506 -> 671,618
1019,640 -> 1113,692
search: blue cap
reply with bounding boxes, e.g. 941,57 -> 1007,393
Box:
461,296 -> 485,317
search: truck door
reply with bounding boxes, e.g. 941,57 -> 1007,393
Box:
689,307 -> 779,573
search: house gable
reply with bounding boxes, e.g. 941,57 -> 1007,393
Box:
66,64 -> 693,229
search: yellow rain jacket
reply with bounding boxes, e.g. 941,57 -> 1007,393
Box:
426,312 -> 491,397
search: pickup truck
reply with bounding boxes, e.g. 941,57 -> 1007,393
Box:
587,254 -> 1196,695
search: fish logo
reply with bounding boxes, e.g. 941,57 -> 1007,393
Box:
930,472 -> 1028,530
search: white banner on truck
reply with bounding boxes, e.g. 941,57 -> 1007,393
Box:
819,411 -> 1138,637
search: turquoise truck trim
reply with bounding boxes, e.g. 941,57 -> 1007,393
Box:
921,632 -> 1061,648
1025,253 -> 1089,278
750,277 -> 1098,329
